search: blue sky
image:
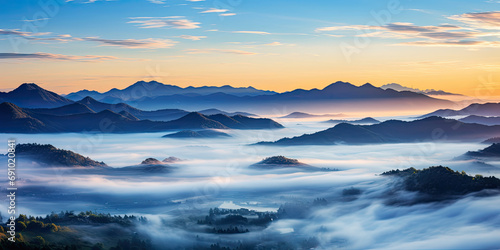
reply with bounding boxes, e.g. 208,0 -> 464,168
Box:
0,0 -> 498,95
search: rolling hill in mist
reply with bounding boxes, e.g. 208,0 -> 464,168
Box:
257,116 -> 500,145
0,102 -> 283,133
421,102 -> 500,118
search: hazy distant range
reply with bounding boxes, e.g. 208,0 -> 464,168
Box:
0,80 -> 456,115
62,81 -> 455,114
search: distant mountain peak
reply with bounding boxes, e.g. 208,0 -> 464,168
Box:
79,96 -> 100,103
323,81 -> 354,88
381,83 -> 461,96
1,83 -> 73,108
15,83 -> 43,91
134,80 -> 163,86
360,83 -> 376,88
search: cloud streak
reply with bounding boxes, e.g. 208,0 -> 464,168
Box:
0,29 -> 50,37
178,35 -> 206,40
0,30 -> 177,49
184,48 -> 258,55
0,52 -> 117,61
316,13 -> 500,48
81,37 -> 177,48
200,8 -> 229,13
399,40 -> 500,48
232,31 -> 271,35
448,11 -> 500,30
128,16 -> 200,29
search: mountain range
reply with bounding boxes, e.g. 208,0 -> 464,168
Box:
460,143 -> 500,160
324,117 -> 380,124
421,102 -> 500,118
65,80 -> 277,102
458,115 -> 500,126
380,83 -> 462,96
162,130 -> 231,138
257,116 -> 500,146
124,81 -> 454,112
1,81 -> 454,114
0,82 -> 257,121
0,102 -> 283,133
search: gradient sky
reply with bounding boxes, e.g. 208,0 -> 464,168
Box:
0,0 -> 498,96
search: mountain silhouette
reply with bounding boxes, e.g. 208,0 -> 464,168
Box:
128,81 -> 453,112
324,117 -> 380,124
140,158 -> 163,165
164,112 -> 228,129
257,156 -> 303,165
482,137 -> 500,144
0,83 -> 73,108
460,143 -> 500,160
15,143 -> 107,167
66,80 -> 276,101
28,103 -> 96,116
77,96 -> 142,113
209,114 -> 284,129
162,130 -> 231,138
77,96 -> 190,121
257,116 -> 500,145
0,102 -> 47,132
459,115 -> 500,126
381,83 -> 461,96
382,166 -> 500,201
421,102 -> 500,118
76,96 -> 254,122
198,108 -> 256,117
0,103 -> 283,133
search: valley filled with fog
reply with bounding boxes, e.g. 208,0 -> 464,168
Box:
2,118 -> 500,249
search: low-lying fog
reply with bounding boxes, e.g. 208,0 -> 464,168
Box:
1,119 -> 499,249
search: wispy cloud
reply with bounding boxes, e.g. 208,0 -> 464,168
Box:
81,37 -> 177,48
200,8 -> 229,13
448,11 -> 500,30
0,29 -> 50,37
147,0 -> 166,4
0,52 -> 117,61
128,16 -> 200,29
219,13 -> 236,17
178,35 -> 206,40
232,31 -> 271,35
263,42 -> 295,46
21,17 -> 51,22
184,49 -> 257,55
265,42 -> 284,46
399,40 -> 500,47
404,8 -> 433,14
316,14 -> 500,48
316,25 -> 378,32
0,29 -> 175,49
